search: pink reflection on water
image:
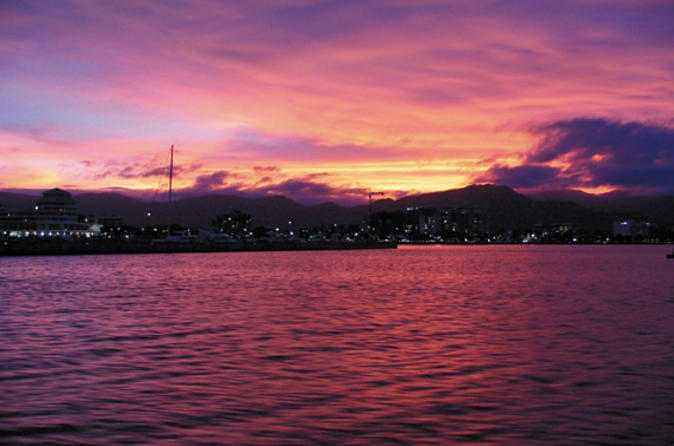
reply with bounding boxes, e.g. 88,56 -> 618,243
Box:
1,246 -> 673,444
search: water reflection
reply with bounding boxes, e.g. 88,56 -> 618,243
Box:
1,245 -> 674,444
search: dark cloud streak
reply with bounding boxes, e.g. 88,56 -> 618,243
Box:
97,162 -> 203,180
178,171 -> 372,205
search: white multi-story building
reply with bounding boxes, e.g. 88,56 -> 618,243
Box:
2,188 -> 101,238
34,188 -> 79,229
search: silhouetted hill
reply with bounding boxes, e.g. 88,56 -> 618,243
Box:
398,184 -> 530,209
0,192 -> 37,211
526,189 -> 674,225
605,195 -> 674,225
527,189 -> 607,207
167,194 -> 345,228
76,192 -> 150,221
391,185 -> 603,231
1,184 -> 672,229
76,193 -> 357,227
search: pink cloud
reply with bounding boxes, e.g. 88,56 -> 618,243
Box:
1,0 -> 673,196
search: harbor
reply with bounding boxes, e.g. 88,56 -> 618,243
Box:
1,148 -> 673,255
0,148 -> 398,256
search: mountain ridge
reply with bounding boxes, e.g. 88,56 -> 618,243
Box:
2,185 -> 673,228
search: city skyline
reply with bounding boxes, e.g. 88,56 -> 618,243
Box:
2,1 -> 674,204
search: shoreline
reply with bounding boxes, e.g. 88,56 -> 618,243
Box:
1,240 -> 672,258
399,241 -> 674,246
0,240 -> 398,258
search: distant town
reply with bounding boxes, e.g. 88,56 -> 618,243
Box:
1,185 -> 673,256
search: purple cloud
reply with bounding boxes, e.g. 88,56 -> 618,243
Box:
178,171 -> 371,205
252,165 -> 281,174
219,128 -> 413,163
256,178 -> 368,205
478,164 -> 566,189
192,170 -> 232,192
97,162 -> 203,180
481,118 -> 674,193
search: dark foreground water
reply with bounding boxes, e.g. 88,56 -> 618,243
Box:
1,245 -> 674,445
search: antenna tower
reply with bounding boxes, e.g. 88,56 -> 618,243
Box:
168,145 -> 174,203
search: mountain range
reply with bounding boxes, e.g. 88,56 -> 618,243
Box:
1,185 -> 673,230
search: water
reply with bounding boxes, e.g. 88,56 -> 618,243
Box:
1,245 -> 674,445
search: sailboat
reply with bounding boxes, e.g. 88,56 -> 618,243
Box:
143,145 -> 189,241
144,145 -> 175,220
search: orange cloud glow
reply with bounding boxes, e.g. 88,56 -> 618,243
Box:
2,1 -> 673,202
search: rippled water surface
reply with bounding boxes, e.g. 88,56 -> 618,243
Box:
2,245 -> 674,445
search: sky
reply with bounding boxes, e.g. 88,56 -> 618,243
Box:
1,0 -> 674,204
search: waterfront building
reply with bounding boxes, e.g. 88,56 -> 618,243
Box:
0,210 -> 36,233
1,188 -> 101,238
98,216 -> 124,229
0,204 -> 8,236
612,219 -> 653,238
34,188 -> 79,229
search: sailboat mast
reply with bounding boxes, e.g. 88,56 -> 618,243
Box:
168,145 -> 174,204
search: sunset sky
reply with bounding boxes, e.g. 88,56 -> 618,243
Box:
2,0 -> 674,203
